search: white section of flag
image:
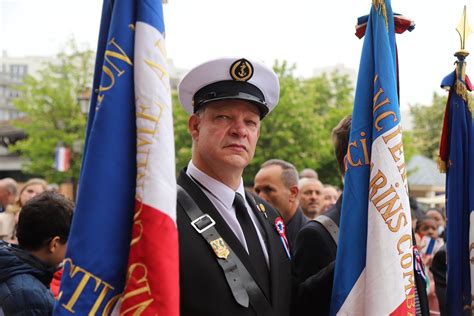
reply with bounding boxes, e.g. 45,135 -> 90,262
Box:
134,21 -> 176,222
55,147 -> 70,172
366,124 -> 413,314
338,124 -> 413,315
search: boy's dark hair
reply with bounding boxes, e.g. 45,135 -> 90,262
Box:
17,191 -> 74,251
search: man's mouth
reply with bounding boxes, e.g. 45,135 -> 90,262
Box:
225,143 -> 247,152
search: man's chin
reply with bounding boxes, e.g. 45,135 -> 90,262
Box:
221,155 -> 251,168
308,208 -> 320,215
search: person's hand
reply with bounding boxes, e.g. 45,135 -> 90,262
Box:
421,253 -> 433,267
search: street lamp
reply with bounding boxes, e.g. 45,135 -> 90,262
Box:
77,88 -> 91,114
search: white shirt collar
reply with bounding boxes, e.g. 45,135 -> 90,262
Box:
187,161 -> 246,209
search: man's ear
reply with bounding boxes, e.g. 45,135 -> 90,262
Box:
188,114 -> 201,140
289,185 -> 299,202
48,236 -> 62,253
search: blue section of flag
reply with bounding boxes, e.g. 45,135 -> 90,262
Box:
443,63 -> 474,315
54,0 -> 137,313
137,0 -> 165,33
330,1 -> 400,314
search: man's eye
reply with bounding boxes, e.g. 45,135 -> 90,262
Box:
246,120 -> 257,127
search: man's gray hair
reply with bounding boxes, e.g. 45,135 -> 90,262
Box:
298,177 -> 323,191
261,159 -> 298,188
299,168 -> 318,180
0,178 -> 18,196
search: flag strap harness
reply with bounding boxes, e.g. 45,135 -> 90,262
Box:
314,215 -> 339,246
177,185 -> 273,315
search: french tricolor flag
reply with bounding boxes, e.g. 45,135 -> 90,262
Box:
55,146 -> 70,172
331,1 -> 415,315
54,0 -> 178,315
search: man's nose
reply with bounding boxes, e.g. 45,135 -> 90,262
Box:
230,119 -> 248,137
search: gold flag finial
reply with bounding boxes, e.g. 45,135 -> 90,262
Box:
456,5 -> 472,56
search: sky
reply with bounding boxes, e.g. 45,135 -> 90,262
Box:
1,0 -> 472,110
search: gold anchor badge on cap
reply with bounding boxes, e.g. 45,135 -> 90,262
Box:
210,237 -> 230,260
230,58 -> 254,82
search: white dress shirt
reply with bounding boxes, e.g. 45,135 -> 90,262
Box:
187,161 -> 269,266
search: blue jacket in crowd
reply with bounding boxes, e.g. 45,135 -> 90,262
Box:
0,241 -> 56,315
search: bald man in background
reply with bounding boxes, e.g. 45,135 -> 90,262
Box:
298,178 -> 324,219
254,159 -> 308,254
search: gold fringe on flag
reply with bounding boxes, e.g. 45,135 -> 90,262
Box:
454,79 -> 473,112
372,0 -> 388,31
437,156 -> 447,173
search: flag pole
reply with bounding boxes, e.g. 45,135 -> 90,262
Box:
454,6 -> 472,113
455,5 -> 471,58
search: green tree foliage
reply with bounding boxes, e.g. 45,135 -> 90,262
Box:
11,42 -> 94,183
248,61 -> 353,186
172,90 -> 193,173
172,61 -> 354,187
406,92 -> 447,161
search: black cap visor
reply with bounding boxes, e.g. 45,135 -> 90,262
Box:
193,80 -> 268,118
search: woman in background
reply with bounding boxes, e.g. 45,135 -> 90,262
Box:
0,178 -> 48,243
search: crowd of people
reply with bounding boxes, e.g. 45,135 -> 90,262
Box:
0,56 -> 450,315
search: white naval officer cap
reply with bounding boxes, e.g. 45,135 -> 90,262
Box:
178,57 -> 280,119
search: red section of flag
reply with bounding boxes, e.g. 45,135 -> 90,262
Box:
64,148 -> 70,172
120,200 -> 179,316
465,74 -> 472,91
389,288 -> 416,316
439,91 -> 452,168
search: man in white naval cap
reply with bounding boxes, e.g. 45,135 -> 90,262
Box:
176,57 -> 292,316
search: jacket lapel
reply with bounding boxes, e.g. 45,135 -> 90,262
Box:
178,171 -> 269,298
245,192 -> 288,304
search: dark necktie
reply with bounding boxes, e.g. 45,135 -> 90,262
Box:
233,193 -> 270,298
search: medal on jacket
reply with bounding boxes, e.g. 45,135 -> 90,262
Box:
256,202 -> 268,218
274,217 -> 291,259
210,238 -> 230,260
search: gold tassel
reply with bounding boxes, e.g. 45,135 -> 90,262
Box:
438,156 -> 447,173
454,80 -> 473,112
454,61 -> 473,112
372,0 -> 389,31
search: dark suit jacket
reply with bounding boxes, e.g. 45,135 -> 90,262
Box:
285,208 -> 308,256
291,197 -> 341,316
177,171 -> 292,316
430,244 -> 446,316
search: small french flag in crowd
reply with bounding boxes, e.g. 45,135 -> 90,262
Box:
55,146 -> 70,172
